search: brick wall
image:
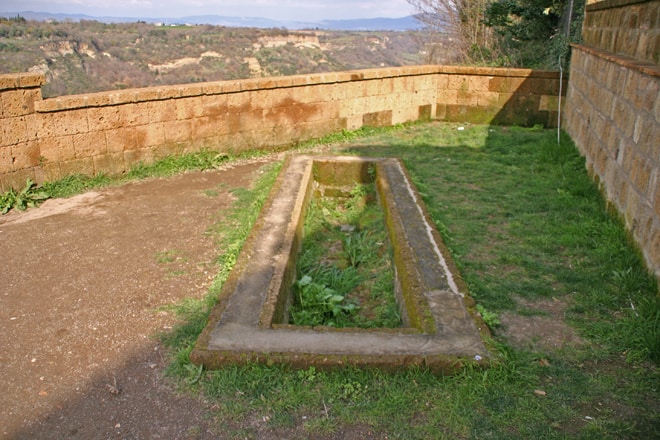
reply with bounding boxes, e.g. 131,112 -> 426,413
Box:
1,65 -> 563,192
564,0 -> 659,282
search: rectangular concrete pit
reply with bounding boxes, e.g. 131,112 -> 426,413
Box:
191,155 -> 490,372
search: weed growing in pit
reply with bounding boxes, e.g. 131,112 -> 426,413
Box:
289,180 -> 400,328
290,274 -> 358,327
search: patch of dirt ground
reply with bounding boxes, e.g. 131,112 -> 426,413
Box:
0,158 -> 273,439
498,296 -> 584,352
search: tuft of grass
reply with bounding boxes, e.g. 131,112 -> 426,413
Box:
41,173 -> 113,199
125,150 -> 230,180
2,149 -> 261,214
155,249 -> 180,264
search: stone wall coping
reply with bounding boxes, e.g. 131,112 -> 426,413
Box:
32,65 -> 560,113
572,44 -> 660,76
586,0 -> 653,12
0,73 -> 46,91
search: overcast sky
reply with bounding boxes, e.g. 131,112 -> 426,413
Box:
0,0 -> 416,21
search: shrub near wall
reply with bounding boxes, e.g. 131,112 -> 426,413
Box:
1,65 -> 564,193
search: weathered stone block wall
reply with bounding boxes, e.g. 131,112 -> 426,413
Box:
564,0 -> 659,282
435,67 -> 564,127
0,73 -> 46,188
582,0 -> 660,64
1,65 -> 563,193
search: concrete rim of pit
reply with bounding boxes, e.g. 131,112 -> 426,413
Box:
191,154 -> 492,373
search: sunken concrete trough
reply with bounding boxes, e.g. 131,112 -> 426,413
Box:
191,155 -> 491,373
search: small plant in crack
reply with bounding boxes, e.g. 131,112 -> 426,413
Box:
476,304 -> 501,329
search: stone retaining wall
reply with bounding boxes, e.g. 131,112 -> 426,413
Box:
582,0 -> 659,64
0,65 -> 564,192
564,0 -> 659,281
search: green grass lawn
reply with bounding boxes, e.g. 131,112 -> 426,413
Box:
15,121 -> 657,438
162,122 -> 658,439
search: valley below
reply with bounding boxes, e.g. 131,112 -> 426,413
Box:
0,17 -> 449,97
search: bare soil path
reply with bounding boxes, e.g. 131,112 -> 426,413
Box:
0,159 -> 272,439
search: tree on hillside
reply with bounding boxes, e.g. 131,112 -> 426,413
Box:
485,0 -> 584,68
407,0 -> 495,64
407,0 -> 584,68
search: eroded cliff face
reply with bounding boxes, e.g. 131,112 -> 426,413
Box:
39,40 -> 98,57
255,33 -> 322,49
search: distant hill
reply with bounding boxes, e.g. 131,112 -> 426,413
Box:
0,18 -> 451,98
0,11 -> 423,31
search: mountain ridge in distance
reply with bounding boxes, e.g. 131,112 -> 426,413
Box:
0,10 -> 423,31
